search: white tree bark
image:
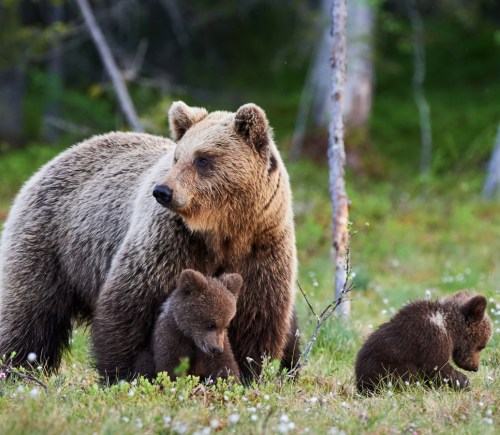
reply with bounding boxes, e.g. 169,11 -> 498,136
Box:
76,0 -> 143,132
344,0 -> 375,127
406,0 -> 432,175
329,0 -> 350,318
483,123 -> 500,199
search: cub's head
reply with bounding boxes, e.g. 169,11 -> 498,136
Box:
153,101 -> 283,233
450,294 -> 492,372
173,269 -> 242,355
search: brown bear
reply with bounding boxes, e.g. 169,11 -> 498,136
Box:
134,269 -> 242,382
0,101 -> 298,382
355,291 -> 492,393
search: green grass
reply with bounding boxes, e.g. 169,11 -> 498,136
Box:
0,152 -> 499,433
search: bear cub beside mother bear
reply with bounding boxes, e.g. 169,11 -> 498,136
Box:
0,101 -> 299,382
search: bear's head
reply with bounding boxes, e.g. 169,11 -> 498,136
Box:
153,101 -> 285,238
173,269 -> 242,355
450,294 -> 492,372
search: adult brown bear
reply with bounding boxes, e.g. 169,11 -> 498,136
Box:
0,102 -> 298,381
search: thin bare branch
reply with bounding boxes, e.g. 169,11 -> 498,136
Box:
1,364 -> 48,393
75,0 -> 143,132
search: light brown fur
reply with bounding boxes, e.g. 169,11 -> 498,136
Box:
0,102 -> 298,382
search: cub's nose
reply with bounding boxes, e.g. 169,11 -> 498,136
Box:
153,185 -> 173,206
210,346 -> 223,355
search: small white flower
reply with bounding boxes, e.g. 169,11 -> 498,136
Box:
387,390 -> 393,397
264,394 -> 270,401
368,324 -> 373,329
484,418 -> 493,425
280,414 -> 289,423
425,289 -> 432,298
121,416 -> 130,423
308,396 -> 318,404
381,310 -> 387,315
178,395 -> 184,402
27,352 -> 37,362
210,419 -> 219,429
404,381 -> 410,386
251,414 -> 258,422
224,395 -> 229,401
247,406 -> 257,413
242,396 -> 248,402
135,419 -> 143,429
341,401 -> 348,408
256,403 -> 262,409
29,387 -> 40,398
383,298 -> 389,305
485,409 -> 492,417
128,389 -> 135,397
169,387 -> 176,393
163,416 -> 172,425
456,380 -> 461,387
478,402 -> 485,408
277,423 -> 289,433
387,381 -> 392,388
228,413 -> 240,424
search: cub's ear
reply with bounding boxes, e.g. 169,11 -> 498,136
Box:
219,273 -> 243,299
178,269 -> 207,294
461,295 -> 487,322
234,103 -> 270,156
168,101 -> 208,140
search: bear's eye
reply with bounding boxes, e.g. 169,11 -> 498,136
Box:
207,323 -> 216,331
194,156 -> 210,169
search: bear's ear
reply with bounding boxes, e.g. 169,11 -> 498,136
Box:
219,273 -> 243,299
461,295 -> 487,322
168,101 -> 208,141
178,269 -> 207,294
234,103 -> 270,156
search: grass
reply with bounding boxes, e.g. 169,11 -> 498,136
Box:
0,149 -> 499,434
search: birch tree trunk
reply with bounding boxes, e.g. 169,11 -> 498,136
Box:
483,123 -> 500,199
329,0 -> 350,318
344,0 -> 375,127
406,0 -> 432,175
76,0 -> 143,132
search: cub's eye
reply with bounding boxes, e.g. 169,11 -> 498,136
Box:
194,156 -> 210,169
207,323 -> 216,331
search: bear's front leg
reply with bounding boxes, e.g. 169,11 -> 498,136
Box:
200,335 -> 241,383
92,258 -> 165,382
433,363 -> 470,389
230,240 -> 296,381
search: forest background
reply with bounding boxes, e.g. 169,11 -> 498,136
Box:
0,0 -> 499,433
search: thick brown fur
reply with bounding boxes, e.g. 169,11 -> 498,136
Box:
0,102 -> 298,381
355,291 -> 492,393
135,270 -> 242,382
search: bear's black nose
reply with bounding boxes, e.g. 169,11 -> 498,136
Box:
153,185 -> 173,206
210,346 -> 223,355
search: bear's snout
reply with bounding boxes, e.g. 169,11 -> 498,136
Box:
153,185 -> 173,207
209,345 -> 224,355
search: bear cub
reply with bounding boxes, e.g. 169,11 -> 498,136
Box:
355,291 -> 492,393
135,269 -> 242,382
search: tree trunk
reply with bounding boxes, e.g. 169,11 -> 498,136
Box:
483,123 -> 500,199
0,66 -> 25,148
329,0 -> 350,318
75,0 -> 143,132
344,0 -> 375,127
43,1 -> 64,143
289,0 -> 331,160
406,0 -> 432,175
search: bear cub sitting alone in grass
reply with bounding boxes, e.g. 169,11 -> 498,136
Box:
355,291 -> 492,394
135,269 -> 242,382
